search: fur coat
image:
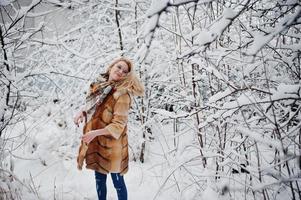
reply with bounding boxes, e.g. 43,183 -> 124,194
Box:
79,83 -> 131,175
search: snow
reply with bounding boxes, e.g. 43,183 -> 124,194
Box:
143,14 -> 159,37
223,7 -> 236,19
171,0 -> 214,6
43,0 -> 71,8
271,83 -> 301,100
146,0 -> 170,17
17,0 -> 41,17
248,32 -> 274,56
249,6 -> 301,55
194,8 -> 237,47
59,40 -> 92,60
0,0 -> 13,6
201,185 -> 219,200
208,88 -> 234,104
26,8 -> 62,18
1,1 -> 300,200
2,101 -> 199,199
237,127 -> 282,150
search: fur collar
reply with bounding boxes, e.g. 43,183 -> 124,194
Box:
113,88 -> 129,100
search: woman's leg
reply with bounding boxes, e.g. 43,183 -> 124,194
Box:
111,173 -> 127,200
95,171 -> 107,200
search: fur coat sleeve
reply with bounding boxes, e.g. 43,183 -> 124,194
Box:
104,93 -> 131,139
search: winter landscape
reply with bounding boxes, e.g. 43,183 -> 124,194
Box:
1,0 -> 301,199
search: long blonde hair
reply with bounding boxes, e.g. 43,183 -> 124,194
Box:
103,57 -> 144,96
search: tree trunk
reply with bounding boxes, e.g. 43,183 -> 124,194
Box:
115,0 -> 123,52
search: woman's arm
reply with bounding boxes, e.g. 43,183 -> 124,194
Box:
82,93 -> 131,143
104,93 -> 131,139
74,83 -> 96,127
73,108 -> 85,127
82,128 -> 110,144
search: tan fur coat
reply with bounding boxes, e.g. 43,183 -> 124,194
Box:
78,85 -> 131,175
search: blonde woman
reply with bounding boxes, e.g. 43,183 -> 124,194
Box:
74,57 -> 144,200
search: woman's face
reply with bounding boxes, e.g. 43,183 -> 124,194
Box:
108,61 -> 129,82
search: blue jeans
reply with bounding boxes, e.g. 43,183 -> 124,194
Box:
95,171 -> 127,200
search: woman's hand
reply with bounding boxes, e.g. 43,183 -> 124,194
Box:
82,130 -> 99,144
82,129 -> 110,144
74,110 -> 85,127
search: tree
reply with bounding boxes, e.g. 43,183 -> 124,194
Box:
141,0 -> 301,199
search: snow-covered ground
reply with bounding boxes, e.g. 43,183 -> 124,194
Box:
2,101 -> 205,200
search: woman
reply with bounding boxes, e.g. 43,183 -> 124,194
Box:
73,57 -> 144,200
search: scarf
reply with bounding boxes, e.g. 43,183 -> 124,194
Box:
83,76 -> 114,123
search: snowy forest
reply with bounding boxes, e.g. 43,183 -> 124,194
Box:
1,0 -> 301,199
